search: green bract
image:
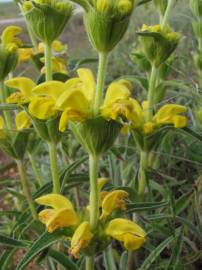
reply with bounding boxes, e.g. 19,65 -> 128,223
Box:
75,0 -> 134,53
137,25 -> 180,67
30,115 -> 62,143
70,117 -> 121,156
84,8 -> 131,53
23,0 -> 72,44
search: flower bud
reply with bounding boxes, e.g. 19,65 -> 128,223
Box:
117,0 -> 133,16
137,24 -> 180,67
84,0 -> 134,53
23,0 -> 72,44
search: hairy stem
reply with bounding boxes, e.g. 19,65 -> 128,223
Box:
146,64 -> 158,121
48,142 -> 60,193
16,159 -> 37,220
138,151 -> 148,196
86,154 -> 99,270
28,153 -> 43,187
94,52 -> 108,115
45,42 -> 52,81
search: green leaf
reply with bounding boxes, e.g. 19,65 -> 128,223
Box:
137,0 -> 152,6
138,235 -> 174,270
70,57 -> 98,71
103,245 -> 117,270
15,230 -> 67,270
166,228 -> 184,270
119,251 -> 128,270
48,249 -> 78,270
60,156 -> 88,190
182,127 -> 202,142
175,216 -> 202,241
0,211 -> 20,218
175,192 -> 193,215
0,234 -> 29,248
0,249 -> 16,270
127,201 -> 169,212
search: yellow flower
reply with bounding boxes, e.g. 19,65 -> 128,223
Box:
106,218 -> 146,250
98,178 -> 108,191
35,193 -> 78,233
1,26 -> 22,51
15,111 -> 32,130
153,104 -> 187,128
69,221 -> 93,258
123,99 -> 187,134
55,69 -> 132,131
101,190 -> 129,219
5,77 -> 36,104
6,78 -> 67,120
38,40 -> 67,53
18,48 -> 33,63
41,57 -> 68,74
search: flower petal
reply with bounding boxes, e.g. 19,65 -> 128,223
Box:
46,208 -> 78,233
59,108 -> 87,132
56,88 -> 91,114
1,25 -> 22,49
69,221 -> 93,258
101,190 -> 129,218
153,104 -> 187,124
103,80 -> 131,107
5,77 -> 35,98
32,81 -> 67,100
15,111 -> 32,130
38,209 -> 55,224
77,68 -> 96,101
35,193 -> 74,210
106,218 -> 146,250
28,96 -> 57,120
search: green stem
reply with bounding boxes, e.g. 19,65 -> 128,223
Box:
0,80 -> 12,129
103,245 -> 117,270
28,153 -> 43,187
86,154 -> 99,270
45,42 -> 52,81
48,142 -> 60,193
89,154 -> 99,229
161,0 -> 175,29
138,151 -> 148,196
126,251 -> 135,270
94,52 -> 108,116
146,65 -> 158,121
16,159 -> 37,220
85,256 -> 94,270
